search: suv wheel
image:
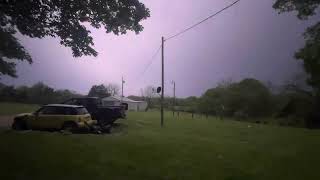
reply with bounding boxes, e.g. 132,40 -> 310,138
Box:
62,122 -> 78,133
12,120 -> 27,131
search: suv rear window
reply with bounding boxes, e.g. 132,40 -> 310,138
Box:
76,107 -> 88,115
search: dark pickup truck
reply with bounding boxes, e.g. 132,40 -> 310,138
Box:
62,97 -> 127,126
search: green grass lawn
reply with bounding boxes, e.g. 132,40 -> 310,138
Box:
0,110 -> 320,180
0,102 -> 39,115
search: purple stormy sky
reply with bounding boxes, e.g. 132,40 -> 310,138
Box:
1,0 -> 319,97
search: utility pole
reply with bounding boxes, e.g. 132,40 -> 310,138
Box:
171,80 -> 176,116
172,81 -> 176,106
121,76 -> 125,102
161,37 -> 165,127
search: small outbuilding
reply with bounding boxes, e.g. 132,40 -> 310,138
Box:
102,96 -> 148,112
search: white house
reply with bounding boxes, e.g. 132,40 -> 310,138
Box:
102,96 -> 148,112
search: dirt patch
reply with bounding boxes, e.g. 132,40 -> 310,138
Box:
0,116 -> 13,128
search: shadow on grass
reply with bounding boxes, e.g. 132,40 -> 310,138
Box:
110,122 -> 128,135
0,122 -> 129,136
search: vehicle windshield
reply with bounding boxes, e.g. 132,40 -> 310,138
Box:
76,107 -> 88,115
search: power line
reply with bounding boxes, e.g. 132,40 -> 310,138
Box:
125,44 -> 161,94
165,0 -> 240,41
127,1 -> 240,97
138,45 -> 161,79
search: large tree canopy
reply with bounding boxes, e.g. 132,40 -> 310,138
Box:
88,84 -> 110,98
273,0 -> 320,19
295,22 -> 320,93
198,78 -> 273,118
0,0 -> 150,77
273,0 -> 320,94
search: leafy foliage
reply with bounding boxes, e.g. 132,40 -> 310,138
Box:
88,84 -> 110,98
198,79 -> 273,118
0,0 -> 150,77
0,82 -> 82,104
129,78 -> 316,127
273,0 -> 320,19
295,22 -> 320,93
273,0 -> 320,128
179,96 -> 199,112
0,28 -> 32,77
87,83 -> 122,98
273,0 -> 320,93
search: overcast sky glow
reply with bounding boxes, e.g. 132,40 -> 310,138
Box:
1,0 -> 319,97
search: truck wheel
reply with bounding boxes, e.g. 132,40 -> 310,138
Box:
12,120 -> 27,131
62,122 -> 78,133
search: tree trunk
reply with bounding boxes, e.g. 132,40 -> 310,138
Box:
306,95 -> 320,129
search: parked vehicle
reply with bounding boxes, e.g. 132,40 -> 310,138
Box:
12,104 -> 97,132
62,97 -> 127,126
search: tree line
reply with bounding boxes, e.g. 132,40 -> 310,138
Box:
0,82 -> 122,105
0,82 -> 83,105
0,78 -> 317,128
133,78 -> 316,128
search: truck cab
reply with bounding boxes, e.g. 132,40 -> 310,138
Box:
63,97 -> 126,126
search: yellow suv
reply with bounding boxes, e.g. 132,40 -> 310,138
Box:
12,104 -> 96,132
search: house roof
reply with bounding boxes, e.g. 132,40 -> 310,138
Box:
102,96 -> 146,103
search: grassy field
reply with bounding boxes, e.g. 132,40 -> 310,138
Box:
0,102 -> 39,115
0,105 -> 320,180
